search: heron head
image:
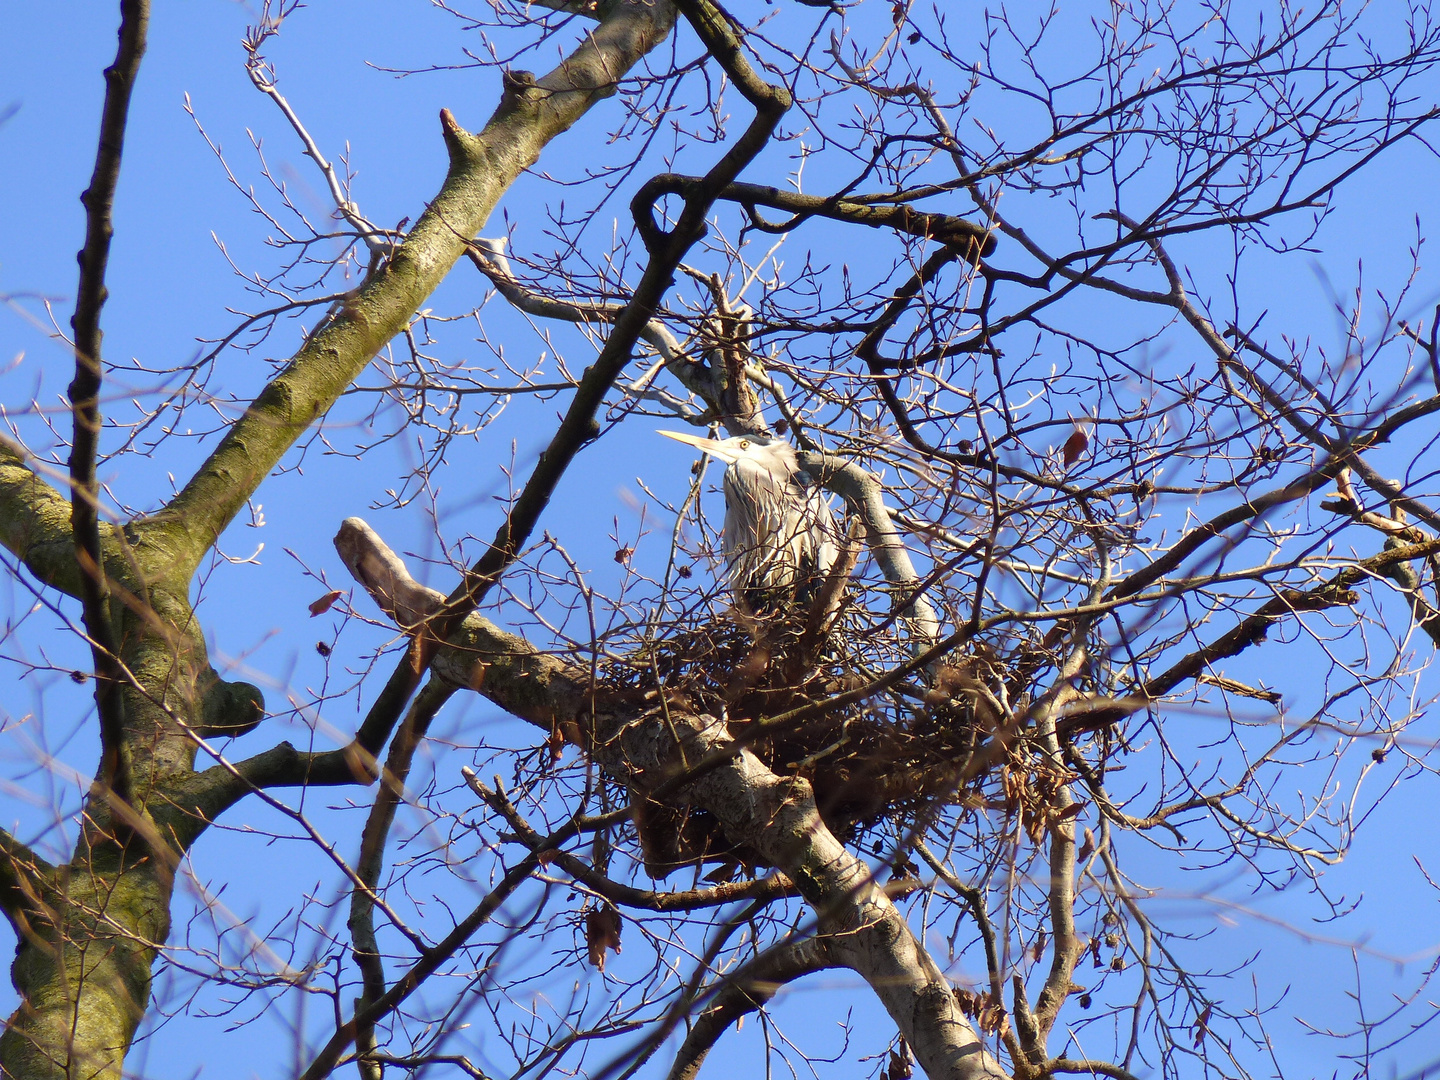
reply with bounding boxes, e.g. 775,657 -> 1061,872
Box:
656,429 -> 779,466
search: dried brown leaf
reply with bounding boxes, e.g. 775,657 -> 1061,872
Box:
585,904 -> 622,971
308,589 -> 343,617
885,1040 -> 912,1080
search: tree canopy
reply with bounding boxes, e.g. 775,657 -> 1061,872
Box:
3,1 -> 1440,1078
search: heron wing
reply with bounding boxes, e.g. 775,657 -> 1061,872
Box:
722,457 -> 839,607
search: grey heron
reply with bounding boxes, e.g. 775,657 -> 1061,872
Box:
659,429 -> 840,615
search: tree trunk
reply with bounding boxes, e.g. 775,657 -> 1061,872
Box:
0,846 -> 171,1080
0,3 -> 677,1073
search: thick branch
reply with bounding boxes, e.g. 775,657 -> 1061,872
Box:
301,797 -> 639,1080
1030,717 -> 1083,1053
445,0 -> 790,611
176,740 -> 377,824
331,0 -> 791,796
595,708 -> 1008,1080
664,937 -> 835,1080
156,0 -> 676,574
151,3 -> 681,827
334,521 -> 1007,1079
349,678 -> 453,1080
69,0 -> 148,809
801,451 -> 942,649
466,239 -> 716,410
1144,537 -> 1440,699
0,827 -> 54,936
464,768 -> 795,911
634,175 -> 995,262
0,437 -> 98,595
301,841 -> 548,1080
333,518 -> 447,631
333,517 -> 588,719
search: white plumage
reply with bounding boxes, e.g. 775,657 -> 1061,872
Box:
659,430 -> 839,613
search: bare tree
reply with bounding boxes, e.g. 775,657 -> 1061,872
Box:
3,0 -> 1440,1078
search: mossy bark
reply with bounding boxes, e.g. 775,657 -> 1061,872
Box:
0,5 -> 675,1075
153,1 -> 676,575
0,569 -> 218,1078
0,853 -> 170,1080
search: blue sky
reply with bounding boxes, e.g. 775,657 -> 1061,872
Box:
4,2 -> 1440,1079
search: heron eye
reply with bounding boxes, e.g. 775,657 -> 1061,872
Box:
738,440 -> 750,450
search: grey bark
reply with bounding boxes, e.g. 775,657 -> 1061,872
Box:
0,4 -> 677,1076
338,519 -> 1010,1080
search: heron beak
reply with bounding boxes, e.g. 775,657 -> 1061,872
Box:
656,429 -> 738,463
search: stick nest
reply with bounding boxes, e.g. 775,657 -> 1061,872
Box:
600,618 -> 1007,878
